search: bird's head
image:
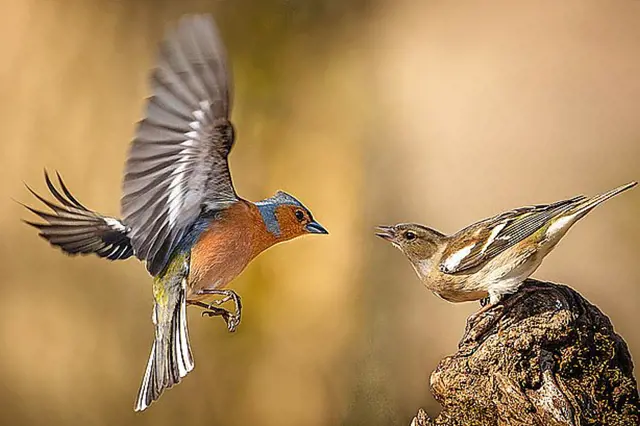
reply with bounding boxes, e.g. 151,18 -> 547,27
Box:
375,223 -> 444,265
256,191 -> 328,242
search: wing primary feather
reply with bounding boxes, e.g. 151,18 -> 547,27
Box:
44,170 -> 81,209
55,171 -> 89,210
22,175 -> 134,261
444,196 -> 586,273
121,14 -> 238,275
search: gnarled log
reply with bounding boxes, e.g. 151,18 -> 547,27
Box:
410,279 -> 639,426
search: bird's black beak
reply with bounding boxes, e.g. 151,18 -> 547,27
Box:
305,221 -> 328,234
375,225 -> 396,241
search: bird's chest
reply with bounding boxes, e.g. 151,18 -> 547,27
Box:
187,222 -> 255,298
417,259 -> 489,303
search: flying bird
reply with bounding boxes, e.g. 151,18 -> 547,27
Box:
21,15 -> 327,411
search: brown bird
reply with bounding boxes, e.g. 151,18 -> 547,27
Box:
21,15 -> 327,411
376,182 -> 636,314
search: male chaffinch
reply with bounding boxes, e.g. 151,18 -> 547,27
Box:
22,15 -> 327,411
376,182 -> 636,313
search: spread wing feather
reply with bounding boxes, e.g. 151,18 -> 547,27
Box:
22,171 -> 134,260
121,15 -> 237,276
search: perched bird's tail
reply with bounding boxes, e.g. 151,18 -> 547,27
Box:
569,181 -> 637,220
135,255 -> 194,412
20,171 -> 134,260
544,182 -> 636,243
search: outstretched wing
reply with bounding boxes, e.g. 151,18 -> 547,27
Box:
121,15 -> 238,276
440,195 -> 587,274
22,171 -> 134,260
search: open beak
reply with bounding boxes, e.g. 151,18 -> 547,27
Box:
305,221 -> 328,234
375,225 -> 396,241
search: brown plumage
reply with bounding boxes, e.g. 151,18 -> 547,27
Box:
377,182 -> 636,306
187,201 -> 293,299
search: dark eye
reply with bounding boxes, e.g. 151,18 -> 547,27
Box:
404,231 -> 417,241
295,209 -> 305,222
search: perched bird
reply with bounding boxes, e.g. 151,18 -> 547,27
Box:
21,15 -> 327,411
376,182 -> 636,312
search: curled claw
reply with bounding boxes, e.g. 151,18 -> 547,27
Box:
199,307 -> 238,333
194,289 -> 243,332
200,305 -> 229,317
225,315 -> 239,333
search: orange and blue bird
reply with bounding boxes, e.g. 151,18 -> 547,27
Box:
21,15 -> 327,411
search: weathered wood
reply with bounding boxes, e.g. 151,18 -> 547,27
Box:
410,279 -> 639,426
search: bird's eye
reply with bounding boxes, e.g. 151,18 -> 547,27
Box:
404,231 -> 417,241
295,209 -> 305,222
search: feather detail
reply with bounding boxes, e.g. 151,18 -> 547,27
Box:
122,15 -> 237,276
135,252 -> 194,411
440,195 -> 588,274
21,171 -> 133,260
441,182 -> 637,274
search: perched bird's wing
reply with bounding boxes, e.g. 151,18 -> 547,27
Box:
440,195 -> 587,274
121,15 -> 237,276
22,171 -> 134,260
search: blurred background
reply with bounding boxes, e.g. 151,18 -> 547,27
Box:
1,0 -> 639,425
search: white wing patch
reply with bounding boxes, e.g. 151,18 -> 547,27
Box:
480,222 -> 507,254
167,162 -> 188,227
104,217 -> 127,232
166,102 -> 212,228
442,242 -> 477,273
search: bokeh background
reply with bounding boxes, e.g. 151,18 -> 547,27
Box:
1,0 -> 639,425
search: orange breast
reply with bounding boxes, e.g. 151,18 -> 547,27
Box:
187,201 -> 276,300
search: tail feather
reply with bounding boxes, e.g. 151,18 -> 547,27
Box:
21,171 -> 134,260
570,181 -> 637,219
173,288 -> 193,378
544,182 -> 636,242
135,277 -> 194,412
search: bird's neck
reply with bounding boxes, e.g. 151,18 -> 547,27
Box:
408,243 -> 446,282
248,201 -> 285,257
411,257 -> 434,281
255,201 -> 282,238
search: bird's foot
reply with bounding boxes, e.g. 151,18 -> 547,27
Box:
200,306 -> 240,333
194,289 -> 243,333
463,302 -> 504,342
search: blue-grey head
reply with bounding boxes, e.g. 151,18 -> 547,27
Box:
255,190 -> 328,240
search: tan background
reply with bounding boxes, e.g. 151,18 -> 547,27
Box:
1,1 -> 639,425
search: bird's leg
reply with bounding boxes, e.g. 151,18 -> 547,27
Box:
464,298 -> 505,340
474,300 -> 496,317
465,285 -> 543,340
199,289 -> 242,315
196,289 -> 242,333
466,302 -> 495,331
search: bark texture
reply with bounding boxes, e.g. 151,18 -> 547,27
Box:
410,279 -> 639,426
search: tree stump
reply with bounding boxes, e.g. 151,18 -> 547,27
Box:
410,279 -> 639,426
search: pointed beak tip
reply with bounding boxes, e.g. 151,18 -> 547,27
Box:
306,222 -> 329,235
375,226 -> 395,241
